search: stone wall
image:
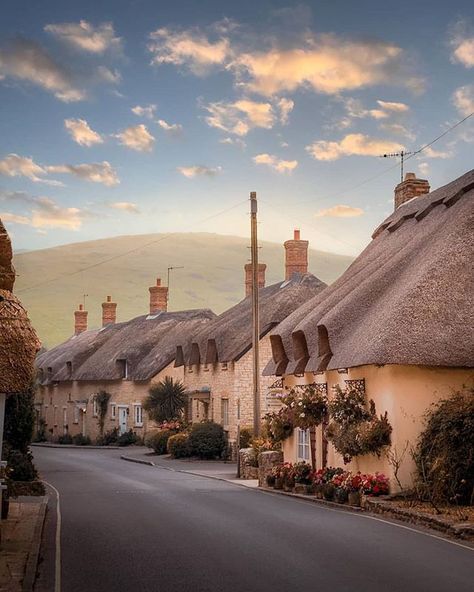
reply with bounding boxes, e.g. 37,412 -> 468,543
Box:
258,450 -> 283,487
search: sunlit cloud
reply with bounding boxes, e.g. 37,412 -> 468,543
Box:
203,98 -> 277,136
219,137 -> 246,148
131,104 -> 157,119
452,84 -> 474,116
157,119 -> 183,135
306,133 -> 404,161
422,146 -> 453,159
177,165 -> 222,178
44,20 -> 122,54
379,122 -> 415,140
449,20 -> 474,68
46,162 -> 119,186
114,124 -> 155,151
277,98 -> 294,124
315,204 -> 364,218
64,118 -> 103,146
0,154 -> 48,182
418,162 -> 430,176
0,212 -> 30,225
110,201 -> 140,213
253,153 -> 298,173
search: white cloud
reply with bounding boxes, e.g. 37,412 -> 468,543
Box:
114,124 -> 155,151
204,98 -> 277,136
64,118 -> 103,146
376,100 -> 410,113
0,153 -> 47,182
452,38 -> 474,67
46,162 -> 119,186
379,122 -> 415,140
177,165 -> 221,178
253,153 -> 298,173
306,133 -> 404,161
449,20 -> 474,68
421,146 -> 453,159
0,212 -> 30,225
157,119 -> 183,135
219,137 -> 246,148
44,20 -> 122,54
315,204 -> 364,218
0,38 -> 86,102
277,98 -> 294,124
452,84 -> 474,116
131,104 -> 157,119
418,162 -> 430,176
110,201 -> 140,213
148,27 -> 230,74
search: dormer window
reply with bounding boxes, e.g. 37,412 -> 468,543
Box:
221,362 -> 228,371
117,359 -> 128,379
47,367 -> 53,377
66,361 -> 72,377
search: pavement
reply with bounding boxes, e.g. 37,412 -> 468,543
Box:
31,446 -> 474,592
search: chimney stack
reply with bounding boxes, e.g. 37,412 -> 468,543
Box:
394,172 -> 430,210
102,295 -> 117,327
74,304 -> 88,335
149,278 -> 168,314
284,229 -> 309,280
244,262 -> 266,297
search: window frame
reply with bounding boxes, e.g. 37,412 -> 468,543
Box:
221,398 -> 229,426
297,428 -> 310,461
134,404 -> 143,427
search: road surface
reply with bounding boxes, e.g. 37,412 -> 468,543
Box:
34,447 -> 473,592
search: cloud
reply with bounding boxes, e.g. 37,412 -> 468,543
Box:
114,124 -> 155,152
421,146 -> 453,159
0,153 -> 48,182
452,84 -> 474,116
131,104 -> 157,119
376,100 -> 410,113
203,98 -> 277,136
277,97 -> 294,124
449,20 -> 474,68
45,20 -> 122,54
0,212 -> 30,225
64,118 -> 103,146
148,27 -> 230,74
110,201 -> 140,213
253,153 -> 298,173
306,133 -> 404,161
0,38 -> 85,101
157,119 -> 183,135
315,204 -> 364,218
219,137 -> 246,148
418,162 -> 430,176
46,162 -> 119,186
177,165 -> 222,178
379,122 -> 415,140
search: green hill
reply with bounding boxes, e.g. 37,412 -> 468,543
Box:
13,232 -> 354,348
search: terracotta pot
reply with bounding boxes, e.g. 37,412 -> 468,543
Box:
348,491 -> 361,506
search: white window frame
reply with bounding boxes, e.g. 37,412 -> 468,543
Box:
92,398 -> 98,417
297,428 -> 310,461
110,404 -> 116,420
221,398 -> 229,426
63,407 -> 68,426
134,404 -> 143,427
73,406 -> 79,424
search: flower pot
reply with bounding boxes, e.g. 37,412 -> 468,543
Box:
313,483 -> 324,499
334,487 -> 348,504
294,483 -> 309,495
322,483 -> 335,500
348,491 -> 361,506
274,477 -> 283,490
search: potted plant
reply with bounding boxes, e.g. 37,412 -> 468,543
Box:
281,462 -> 295,492
332,471 -> 349,503
272,465 -> 284,489
345,472 -> 363,506
311,469 -> 325,498
293,461 -> 313,494
361,472 -> 390,497
266,474 -> 276,487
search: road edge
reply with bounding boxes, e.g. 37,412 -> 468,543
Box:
22,497 -> 48,592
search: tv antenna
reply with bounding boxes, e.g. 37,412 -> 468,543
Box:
381,150 -> 419,182
167,266 -> 184,310
82,293 -> 88,308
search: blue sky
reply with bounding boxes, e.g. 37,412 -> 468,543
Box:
0,0 -> 473,256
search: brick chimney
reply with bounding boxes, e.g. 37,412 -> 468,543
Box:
244,262 -> 266,297
149,278 -> 168,314
394,172 -> 430,210
74,304 -> 88,335
102,295 -> 117,327
284,229 -> 309,280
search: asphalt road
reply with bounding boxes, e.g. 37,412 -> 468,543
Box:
34,447 -> 473,592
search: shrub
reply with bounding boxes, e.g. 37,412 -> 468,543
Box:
293,461 -> 312,484
72,434 -> 91,446
4,384 -> 35,453
144,377 -> 188,423
96,428 -> 119,446
33,418 -> 47,443
413,389 -> 474,506
94,390 -> 111,436
6,450 -> 38,482
145,429 -> 175,454
239,426 -> 253,449
57,434 -> 73,445
250,437 -> 278,467
167,433 -> 191,458
188,422 -> 226,459
117,430 -> 139,447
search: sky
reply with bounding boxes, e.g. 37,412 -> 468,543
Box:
0,0 -> 473,257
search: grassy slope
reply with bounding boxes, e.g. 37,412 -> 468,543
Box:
13,232 -> 354,348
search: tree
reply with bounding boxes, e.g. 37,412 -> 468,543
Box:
94,390 -> 111,436
144,377 -> 188,423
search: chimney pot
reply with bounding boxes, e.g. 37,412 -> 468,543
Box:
74,304 -> 88,335
102,295 -> 117,327
394,172 -> 430,210
244,262 -> 266,297
294,229 -> 300,240
149,277 -> 168,313
284,230 -> 309,280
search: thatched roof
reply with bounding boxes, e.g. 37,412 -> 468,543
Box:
0,220 -> 15,291
265,169 -> 474,376
36,309 -> 216,384
176,273 -> 327,366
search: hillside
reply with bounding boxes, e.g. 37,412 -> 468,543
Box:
13,232 -> 354,348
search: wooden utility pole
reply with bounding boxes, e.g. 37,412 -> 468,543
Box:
250,191 -> 261,437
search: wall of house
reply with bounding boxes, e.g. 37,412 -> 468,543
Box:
182,335 -> 276,441
281,364 -> 474,491
35,362 -> 183,442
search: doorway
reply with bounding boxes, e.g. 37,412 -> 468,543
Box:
118,407 -> 128,435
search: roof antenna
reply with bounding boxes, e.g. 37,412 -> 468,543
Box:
82,293 -> 88,308
381,150 -> 417,182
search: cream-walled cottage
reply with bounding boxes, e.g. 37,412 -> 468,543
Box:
176,231 -> 327,444
264,170 -> 474,490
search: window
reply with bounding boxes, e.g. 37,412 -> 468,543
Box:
237,398 -> 241,421
66,361 -> 72,377
117,359 -> 128,379
73,406 -> 79,424
221,398 -> 229,426
297,428 -> 310,461
134,405 -> 143,426
53,406 -> 58,426
110,404 -> 116,419
93,397 -> 98,417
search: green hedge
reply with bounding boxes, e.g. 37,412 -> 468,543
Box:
167,433 -> 191,458
188,422 -> 226,459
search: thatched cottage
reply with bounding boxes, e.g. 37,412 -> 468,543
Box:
264,170 -> 474,489
176,231 -> 327,442
35,283 -> 215,441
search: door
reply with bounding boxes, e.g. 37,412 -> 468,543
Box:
119,407 -> 128,435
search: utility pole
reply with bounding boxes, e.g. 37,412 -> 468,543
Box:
167,266 -> 184,311
250,191 -> 261,437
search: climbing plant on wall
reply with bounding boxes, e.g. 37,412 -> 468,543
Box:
94,390 -> 111,436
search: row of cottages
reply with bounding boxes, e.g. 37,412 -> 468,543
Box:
35,231 -> 326,442
264,169 -> 474,490
176,230 -> 327,442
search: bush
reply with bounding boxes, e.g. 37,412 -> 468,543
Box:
239,426 -> 253,449
33,418 -> 47,443
414,389 -> 474,506
188,422 -> 226,459
96,428 -> 119,446
167,433 -> 191,458
117,430 -> 139,447
144,377 -> 188,423
6,450 -> 38,482
145,429 -> 175,454
57,434 -> 73,445
72,434 -> 91,446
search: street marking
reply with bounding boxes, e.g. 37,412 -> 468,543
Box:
43,481 -> 62,592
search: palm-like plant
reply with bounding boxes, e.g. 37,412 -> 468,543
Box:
144,377 -> 188,423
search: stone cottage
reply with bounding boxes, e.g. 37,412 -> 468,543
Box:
175,231 -> 327,443
35,281 -> 215,441
264,170 -> 474,490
